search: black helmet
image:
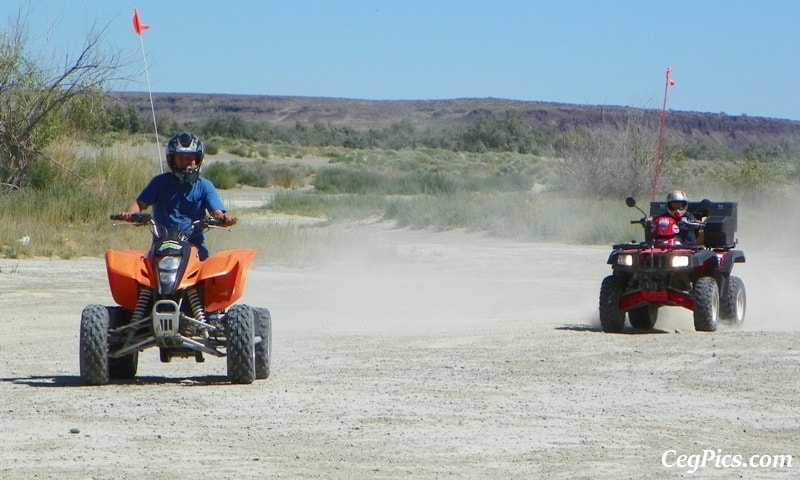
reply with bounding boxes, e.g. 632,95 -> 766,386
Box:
166,132 -> 204,185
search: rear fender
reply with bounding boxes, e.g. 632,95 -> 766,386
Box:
106,249 -> 153,311
200,249 -> 257,312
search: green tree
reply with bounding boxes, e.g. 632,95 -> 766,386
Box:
458,110 -> 533,153
0,16 -> 123,191
202,113 -> 251,139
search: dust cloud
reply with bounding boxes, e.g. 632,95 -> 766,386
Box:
2,204 -> 799,479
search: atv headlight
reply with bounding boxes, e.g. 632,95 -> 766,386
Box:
670,255 -> 690,268
157,255 -> 181,290
617,254 -> 633,266
158,255 -> 181,271
159,271 -> 178,285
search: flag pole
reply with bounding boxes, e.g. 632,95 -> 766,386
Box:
651,67 -> 674,201
132,9 -> 162,173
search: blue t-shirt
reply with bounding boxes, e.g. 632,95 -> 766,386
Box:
137,173 -> 224,244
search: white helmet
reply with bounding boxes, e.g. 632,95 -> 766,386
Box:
666,190 -> 688,215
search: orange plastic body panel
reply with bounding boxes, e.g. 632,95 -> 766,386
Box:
104,247 -> 256,313
105,249 -> 153,311
200,249 -> 257,311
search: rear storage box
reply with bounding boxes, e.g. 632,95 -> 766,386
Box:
649,200 -> 738,248
702,202 -> 738,248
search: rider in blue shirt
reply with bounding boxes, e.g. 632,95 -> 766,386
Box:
121,132 -> 237,259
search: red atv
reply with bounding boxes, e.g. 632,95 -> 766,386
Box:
599,197 -> 746,333
79,213 -> 271,385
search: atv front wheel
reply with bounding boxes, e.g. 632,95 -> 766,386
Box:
628,304 -> 658,330
253,307 -> 272,380
226,304 -> 255,384
79,304 -> 110,385
107,306 -> 138,379
720,276 -> 745,328
599,275 -> 626,333
693,277 -> 719,332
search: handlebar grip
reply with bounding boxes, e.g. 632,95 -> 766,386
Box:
110,213 -> 152,223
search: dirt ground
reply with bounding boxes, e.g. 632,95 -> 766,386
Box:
1,212 -> 798,479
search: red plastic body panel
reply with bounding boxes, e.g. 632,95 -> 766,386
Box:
620,289 -> 694,312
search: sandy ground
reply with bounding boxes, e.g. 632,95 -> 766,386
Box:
0,215 -> 799,479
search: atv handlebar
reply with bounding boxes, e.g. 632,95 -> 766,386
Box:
110,213 -> 225,229
110,213 -> 152,224
630,216 -> 705,228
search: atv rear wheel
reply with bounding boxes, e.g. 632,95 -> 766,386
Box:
628,304 -> 658,330
79,304 -> 110,385
107,306 -> 138,379
226,304 -> 255,384
599,275 -> 626,333
693,277 -> 719,332
253,307 -> 272,380
720,276 -> 745,328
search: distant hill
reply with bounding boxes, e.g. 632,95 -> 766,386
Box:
113,92 -> 800,150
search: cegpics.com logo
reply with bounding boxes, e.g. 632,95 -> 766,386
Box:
662,449 -> 793,474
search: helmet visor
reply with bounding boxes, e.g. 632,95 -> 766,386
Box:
172,153 -> 199,167
668,201 -> 687,212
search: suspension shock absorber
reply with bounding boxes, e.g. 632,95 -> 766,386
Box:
186,287 -> 207,324
131,288 -> 152,323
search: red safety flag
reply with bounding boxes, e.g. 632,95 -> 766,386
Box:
132,8 -> 149,35
666,67 -> 675,87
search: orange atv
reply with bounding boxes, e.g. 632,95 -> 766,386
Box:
79,213 -> 271,385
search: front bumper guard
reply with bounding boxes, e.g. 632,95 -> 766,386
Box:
619,287 -> 694,312
109,299 -> 225,359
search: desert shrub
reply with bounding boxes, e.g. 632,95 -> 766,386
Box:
203,163 -> 237,189
555,110 -> 656,198
396,171 -> 458,195
269,191 -> 386,219
719,160 -> 789,194
202,113 -> 253,139
266,165 -> 305,188
204,142 -> 219,155
470,172 -> 534,192
228,146 -> 252,158
314,167 -> 387,194
454,111 -> 537,153
267,143 -> 301,158
204,160 -> 308,189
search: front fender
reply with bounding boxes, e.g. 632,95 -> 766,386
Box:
200,249 -> 257,312
718,249 -> 746,274
690,249 -> 719,269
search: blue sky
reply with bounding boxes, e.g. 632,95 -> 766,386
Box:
4,1 -> 800,120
